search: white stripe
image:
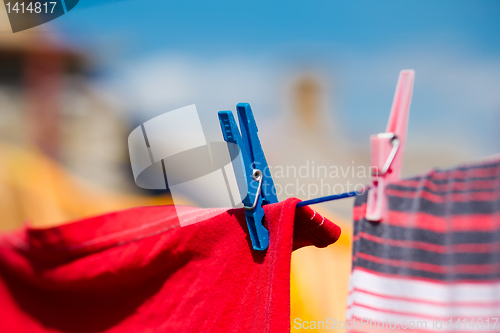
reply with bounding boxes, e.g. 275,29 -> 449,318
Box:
347,269 -> 500,328
349,305 -> 500,332
349,269 -> 500,303
350,290 -> 500,318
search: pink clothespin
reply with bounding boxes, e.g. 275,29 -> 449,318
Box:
365,70 -> 415,222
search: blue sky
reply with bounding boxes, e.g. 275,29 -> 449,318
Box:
54,0 -> 500,162
60,0 -> 500,57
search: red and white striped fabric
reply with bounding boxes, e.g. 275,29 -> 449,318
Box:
348,155 -> 500,333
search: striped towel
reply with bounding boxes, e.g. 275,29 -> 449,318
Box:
348,156 -> 500,333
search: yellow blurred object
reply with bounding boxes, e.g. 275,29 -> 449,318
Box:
0,142 -> 177,230
291,212 -> 352,333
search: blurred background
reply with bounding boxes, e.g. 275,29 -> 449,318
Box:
0,0 -> 499,331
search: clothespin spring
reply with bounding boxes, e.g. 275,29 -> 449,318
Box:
371,133 -> 400,176
243,169 -> 263,210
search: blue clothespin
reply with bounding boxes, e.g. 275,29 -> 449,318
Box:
218,103 -> 278,251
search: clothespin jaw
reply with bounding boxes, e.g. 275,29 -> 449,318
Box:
218,103 -> 278,251
366,70 -> 415,222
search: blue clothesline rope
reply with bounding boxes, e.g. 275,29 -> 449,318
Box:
296,190 -> 360,207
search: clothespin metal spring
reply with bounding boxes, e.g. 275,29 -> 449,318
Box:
371,133 -> 400,177
243,169 -> 263,211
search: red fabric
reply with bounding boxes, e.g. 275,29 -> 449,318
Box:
0,198 -> 340,333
